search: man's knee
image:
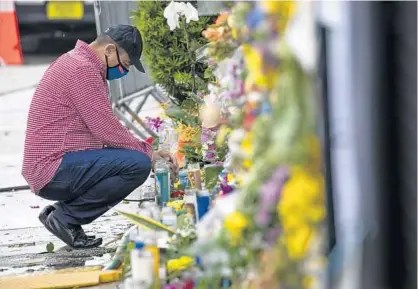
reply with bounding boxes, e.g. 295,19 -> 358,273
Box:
130,151 -> 152,183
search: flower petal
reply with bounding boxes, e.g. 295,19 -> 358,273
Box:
163,1 -> 181,31
185,2 -> 199,23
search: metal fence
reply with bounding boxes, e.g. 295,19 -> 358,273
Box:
93,1 -> 224,138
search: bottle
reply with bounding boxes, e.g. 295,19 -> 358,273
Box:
197,185 -> 211,220
130,241 -> 154,287
124,278 -> 150,289
161,206 -> 177,230
184,189 -> 198,223
143,232 -> 160,288
148,202 -> 161,222
155,160 -> 171,205
179,169 -> 189,189
187,163 -> 202,190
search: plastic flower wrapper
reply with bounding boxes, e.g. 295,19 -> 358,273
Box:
194,192 -> 239,245
199,93 -> 221,129
167,213 -> 197,255
185,193 -> 240,274
227,129 -> 246,159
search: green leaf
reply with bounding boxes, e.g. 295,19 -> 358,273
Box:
115,209 -> 175,235
46,242 -> 54,253
131,0 -> 214,104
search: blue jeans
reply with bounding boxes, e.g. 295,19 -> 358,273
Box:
39,149 -> 151,227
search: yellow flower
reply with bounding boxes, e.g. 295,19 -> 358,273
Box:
302,275 -> 315,289
283,225 -> 313,260
167,259 -> 180,273
242,44 -> 278,90
260,1 -> 295,15
174,181 -> 180,190
240,132 -> 253,155
277,167 -> 325,260
224,211 -> 248,246
167,200 -> 185,212
278,167 -> 325,222
167,256 -> 194,273
259,1 -> 296,34
177,123 -> 199,142
160,102 -> 169,110
242,159 -> 253,169
231,28 -> 239,39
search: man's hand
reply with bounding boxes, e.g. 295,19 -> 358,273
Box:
152,151 -> 179,181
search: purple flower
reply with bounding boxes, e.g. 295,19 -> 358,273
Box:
145,116 -> 165,133
255,166 -> 290,227
201,127 -> 217,143
207,143 -> 217,151
220,183 -> 234,194
265,227 -> 281,246
205,151 -> 217,161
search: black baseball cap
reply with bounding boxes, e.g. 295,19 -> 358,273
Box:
104,24 -> 145,73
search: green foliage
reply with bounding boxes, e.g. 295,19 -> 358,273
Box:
165,99 -> 200,126
180,142 -> 203,164
116,209 -> 176,234
132,1 -> 215,103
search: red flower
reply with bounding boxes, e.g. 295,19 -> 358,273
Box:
243,113 -> 255,130
170,190 -> 185,199
146,137 -> 154,145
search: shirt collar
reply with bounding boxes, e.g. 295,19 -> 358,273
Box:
74,40 -> 106,75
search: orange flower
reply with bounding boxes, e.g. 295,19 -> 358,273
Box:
215,12 -> 229,26
202,27 -> 225,42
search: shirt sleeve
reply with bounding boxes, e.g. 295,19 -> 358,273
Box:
67,65 -> 153,159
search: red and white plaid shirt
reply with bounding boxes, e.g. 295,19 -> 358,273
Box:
22,40 -> 153,193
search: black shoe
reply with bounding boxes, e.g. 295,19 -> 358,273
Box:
39,205 -> 96,240
42,211 -> 102,249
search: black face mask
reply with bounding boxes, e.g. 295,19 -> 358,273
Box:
105,49 -> 129,80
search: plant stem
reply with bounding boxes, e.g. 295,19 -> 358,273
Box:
183,19 -> 196,93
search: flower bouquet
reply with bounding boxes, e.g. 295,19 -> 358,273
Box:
191,1 -> 327,288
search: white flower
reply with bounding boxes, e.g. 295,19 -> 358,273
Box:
246,91 -> 263,102
163,1 -> 181,31
228,129 -> 246,156
184,2 -> 199,23
163,1 -> 199,31
285,1 -> 317,73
